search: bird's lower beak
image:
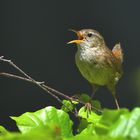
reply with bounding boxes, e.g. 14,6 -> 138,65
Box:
67,40 -> 84,44
67,29 -> 84,45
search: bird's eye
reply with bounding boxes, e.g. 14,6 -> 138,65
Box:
87,33 -> 93,37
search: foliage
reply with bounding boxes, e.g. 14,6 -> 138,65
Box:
1,96 -> 140,140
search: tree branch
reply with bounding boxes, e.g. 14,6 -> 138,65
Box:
0,72 -> 38,83
0,56 -> 103,113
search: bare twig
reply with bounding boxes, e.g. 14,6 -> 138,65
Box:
0,56 -> 103,113
0,72 -> 77,115
0,72 -> 44,84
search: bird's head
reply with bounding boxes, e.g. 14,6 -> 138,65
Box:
68,29 -> 105,48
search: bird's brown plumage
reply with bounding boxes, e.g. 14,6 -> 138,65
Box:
68,29 -> 123,109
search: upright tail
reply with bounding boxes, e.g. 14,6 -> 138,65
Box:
112,43 -> 123,63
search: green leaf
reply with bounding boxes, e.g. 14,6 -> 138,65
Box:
0,126 -> 9,136
79,94 -> 91,103
77,107 -> 101,135
78,107 -> 140,139
95,109 -> 129,134
2,105 -> 140,140
77,119 -> 89,133
78,107 -> 101,124
78,124 -> 96,136
108,108 -> 140,139
0,128 -> 62,140
90,100 -> 102,114
11,106 -> 73,138
66,134 -> 126,140
94,108 -> 140,139
61,100 -> 75,112
78,93 -> 102,114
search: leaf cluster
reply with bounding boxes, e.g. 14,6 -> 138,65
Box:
0,98 -> 140,140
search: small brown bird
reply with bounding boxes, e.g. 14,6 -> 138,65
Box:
68,29 -> 123,109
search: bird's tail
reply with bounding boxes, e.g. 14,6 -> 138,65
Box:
112,43 -> 123,63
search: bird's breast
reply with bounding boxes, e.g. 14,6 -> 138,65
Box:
77,47 -> 104,64
75,47 -> 114,85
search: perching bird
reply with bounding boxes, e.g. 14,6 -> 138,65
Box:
68,29 -> 123,109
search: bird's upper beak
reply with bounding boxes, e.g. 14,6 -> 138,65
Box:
67,29 -> 84,44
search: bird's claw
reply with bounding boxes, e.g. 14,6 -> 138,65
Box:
84,102 -> 92,117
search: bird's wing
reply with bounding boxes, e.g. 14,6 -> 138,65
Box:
102,46 -> 123,77
112,43 -> 123,63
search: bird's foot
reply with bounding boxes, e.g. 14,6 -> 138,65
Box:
84,102 -> 92,117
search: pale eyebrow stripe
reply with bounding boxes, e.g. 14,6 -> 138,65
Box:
92,32 -> 102,39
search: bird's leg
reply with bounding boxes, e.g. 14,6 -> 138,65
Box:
91,84 -> 98,99
84,102 -> 92,116
107,83 -> 120,109
112,91 -> 120,109
84,85 -> 98,115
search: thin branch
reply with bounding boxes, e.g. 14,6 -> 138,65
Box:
0,72 -> 72,101
0,56 -> 103,113
0,72 -> 77,115
0,72 -> 43,84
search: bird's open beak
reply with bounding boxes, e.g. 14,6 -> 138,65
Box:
67,40 -> 84,44
67,29 -> 84,45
